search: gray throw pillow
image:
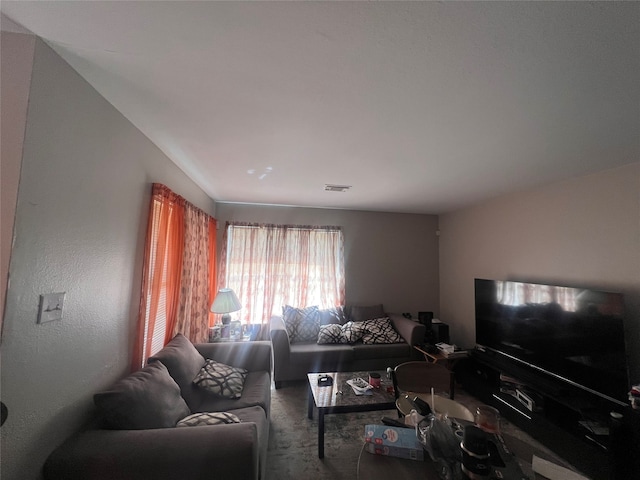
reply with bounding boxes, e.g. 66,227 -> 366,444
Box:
192,359 -> 248,398
94,361 -> 190,430
349,304 -> 385,322
176,411 -> 241,427
147,333 -> 206,400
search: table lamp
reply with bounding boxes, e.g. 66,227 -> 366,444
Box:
210,288 -> 242,338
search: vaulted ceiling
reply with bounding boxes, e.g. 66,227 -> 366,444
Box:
2,1 -> 638,214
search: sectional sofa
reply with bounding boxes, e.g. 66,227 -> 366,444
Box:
270,305 -> 426,388
43,334 -> 272,480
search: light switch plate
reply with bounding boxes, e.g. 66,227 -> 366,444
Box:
38,292 -> 65,323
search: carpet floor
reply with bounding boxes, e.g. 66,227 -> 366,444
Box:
265,380 -> 575,480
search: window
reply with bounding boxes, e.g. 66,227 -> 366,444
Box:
219,223 -> 344,324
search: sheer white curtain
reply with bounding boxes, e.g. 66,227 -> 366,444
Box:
218,223 -> 345,324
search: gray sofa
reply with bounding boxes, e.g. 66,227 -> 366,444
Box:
43,334 -> 272,480
270,311 -> 426,388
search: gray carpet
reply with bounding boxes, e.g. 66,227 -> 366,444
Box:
265,380 -> 575,480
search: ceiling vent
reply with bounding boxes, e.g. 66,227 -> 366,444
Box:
324,184 -> 352,193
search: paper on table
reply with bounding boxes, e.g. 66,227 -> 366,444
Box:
532,455 -> 590,480
346,379 -> 373,396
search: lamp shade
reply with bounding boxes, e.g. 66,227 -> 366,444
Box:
210,288 -> 242,314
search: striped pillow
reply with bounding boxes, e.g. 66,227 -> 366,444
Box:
361,317 -> 404,344
283,305 -> 320,343
317,324 -> 344,344
192,359 -> 248,398
177,411 -> 241,427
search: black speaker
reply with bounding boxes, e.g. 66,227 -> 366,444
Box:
418,311 -> 433,327
418,312 -> 434,344
431,322 -> 450,344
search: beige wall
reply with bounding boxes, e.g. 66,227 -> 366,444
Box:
215,203 -> 440,317
439,163 -> 640,382
0,37 -> 214,480
1,31 -> 35,333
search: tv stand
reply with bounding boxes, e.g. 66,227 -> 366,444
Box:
457,349 -> 639,480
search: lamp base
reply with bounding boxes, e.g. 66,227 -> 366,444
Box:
220,325 -> 231,339
221,314 -> 231,338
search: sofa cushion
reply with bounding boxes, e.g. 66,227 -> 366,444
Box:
289,342 -> 355,366
230,405 -> 270,480
282,305 -> 320,342
94,361 -> 190,430
176,411 -> 241,427
361,317 -> 404,344
349,304 -> 385,322
352,342 -> 412,361
318,306 -> 346,325
341,321 -> 366,344
317,324 -> 344,344
193,359 -> 248,398
193,370 -> 271,415
147,333 -> 206,408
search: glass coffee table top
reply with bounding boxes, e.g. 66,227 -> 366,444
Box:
308,371 -> 396,410
307,371 -> 396,459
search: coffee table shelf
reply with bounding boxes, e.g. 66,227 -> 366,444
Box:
307,371 -> 396,458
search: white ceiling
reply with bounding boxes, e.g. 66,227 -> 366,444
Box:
2,1 -> 638,214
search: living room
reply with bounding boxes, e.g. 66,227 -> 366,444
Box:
1,3 -> 639,480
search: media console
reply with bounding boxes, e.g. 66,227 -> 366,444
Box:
457,348 -> 639,480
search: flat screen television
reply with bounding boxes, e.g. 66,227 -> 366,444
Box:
475,278 -> 629,406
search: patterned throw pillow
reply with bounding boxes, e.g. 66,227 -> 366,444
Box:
341,321 -> 366,344
192,359 -> 248,398
361,317 -> 404,344
176,411 -> 241,427
317,324 -> 344,344
318,306 -> 346,325
282,305 -> 320,343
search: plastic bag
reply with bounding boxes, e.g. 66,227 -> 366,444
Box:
417,414 -> 464,480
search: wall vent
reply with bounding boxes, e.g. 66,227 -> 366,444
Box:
324,184 -> 352,192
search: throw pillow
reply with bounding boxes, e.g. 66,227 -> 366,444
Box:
282,305 -> 320,343
317,324 -> 344,344
349,304 -> 385,322
94,361 -> 190,430
341,321 -> 366,344
318,306 -> 346,325
192,359 -> 248,398
176,411 -> 241,427
361,317 -> 404,344
147,333 -> 206,399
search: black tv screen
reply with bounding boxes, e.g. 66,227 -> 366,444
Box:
475,278 -> 629,404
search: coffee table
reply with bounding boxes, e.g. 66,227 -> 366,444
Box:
307,371 -> 396,459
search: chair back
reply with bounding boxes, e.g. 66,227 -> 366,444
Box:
391,361 -> 453,401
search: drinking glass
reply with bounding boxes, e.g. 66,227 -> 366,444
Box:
475,405 -> 500,434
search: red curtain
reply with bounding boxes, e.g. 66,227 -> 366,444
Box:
132,184 -> 216,370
